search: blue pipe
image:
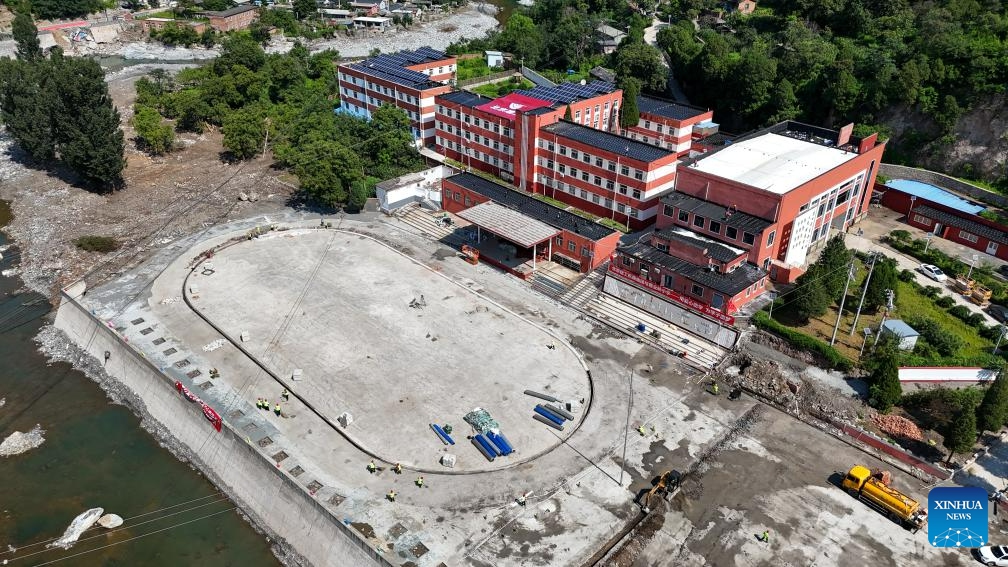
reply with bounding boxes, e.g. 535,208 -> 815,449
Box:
430,423 -> 450,445
431,423 -> 455,445
487,431 -> 512,456
495,431 -> 515,454
535,405 -> 565,425
471,436 -> 495,461
475,434 -> 499,457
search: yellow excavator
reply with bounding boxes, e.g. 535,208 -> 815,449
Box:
642,471 -> 681,513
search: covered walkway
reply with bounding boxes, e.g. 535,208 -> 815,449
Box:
457,201 -> 560,279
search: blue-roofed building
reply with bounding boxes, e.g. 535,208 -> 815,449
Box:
337,47 -> 457,145
880,177 -> 1008,262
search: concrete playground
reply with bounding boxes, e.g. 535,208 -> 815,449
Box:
190,228 -> 589,471
66,210 -> 981,567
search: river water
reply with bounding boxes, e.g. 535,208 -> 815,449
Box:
0,201 -> 279,566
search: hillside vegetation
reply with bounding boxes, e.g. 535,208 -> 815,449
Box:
657,0 -> 1007,186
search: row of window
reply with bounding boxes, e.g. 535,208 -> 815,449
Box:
798,176 -> 863,217
572,101 -> 617,127
538,159 -> 646,200
437,139 -> 513,171
419,64 -> 455,76
537,141 -> 648,180
622,254 -> 767,303
435,123 -> 513,154
435,107 -> 513,137
339,74 -> 421,105
672,207 -> 758,245
540,177 -> 640,218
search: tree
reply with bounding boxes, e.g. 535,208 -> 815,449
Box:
496,14 -> 544,68
222,107 -> 266,160
944,402 -> 977,464
868,351 -> 901,412
0,59 -> 57,162
293,0 -> 317,20
816,235 -> 852,301
215,35 -> 266,74
611,41 -> 666,92
864,256 -> 898,311
977,367 -> 1008,434
793,265 -> 832,322
618,77 -> 640,129
293,140 -> 364,208
132,104 -> 175,155
12,9 -> 42,61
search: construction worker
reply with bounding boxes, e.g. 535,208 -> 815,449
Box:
367,460 -> 377,473
761,530 -> 770,543
255,398 -> 262,409
637,425 -> 647,436
262,398 -> 270,411
387,489 -> 396,502
274,403 -> 281,416
393,463 -> 403,474
517,493 -> 527,506
415,476 -> 424,488
712,381 -> 720,395
281,389 -> 289,401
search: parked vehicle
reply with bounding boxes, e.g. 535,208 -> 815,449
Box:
973,546 -> 1008,566
987,304 -> 1008,324
841,465 -> 927,532
919,263 -> 947,282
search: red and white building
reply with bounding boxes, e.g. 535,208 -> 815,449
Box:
625,96 -> 714,157
337,47 -> 457,145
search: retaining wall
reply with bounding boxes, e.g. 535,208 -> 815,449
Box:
53,291 -> 388,567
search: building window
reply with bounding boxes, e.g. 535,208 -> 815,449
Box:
912,214 -> 931,225
960,230 -> 979,243
581,246 -> 590,257
582,154 -> 591,164
559,147 -> 567,156
606,181 -> 614,190
594,176 -> 603,186
663,274 -> 674,287
607,162 -> 616,172
464,196 -> 471,206
622,255 -> 633,266
620,165 -> 629,176
555,235 -> 563,245
678,210 -> 689,222
571,149 -> 579,159
709,221 -> 721,234
575,110 -> 581,121
595,157 -> 603,167
632,189 -> 642,200
656,242 -> 669,253
726,226 -> 738,240
618,185 -> 628,195
592,194 -> 600,204
644,120 -> 651,128
634,170 -> 644,181
569,241 -> 577,252
693,216 -> 705,229
453,192 -> 461,202
743,232 -> 755,245
691,284 -> 704,297
581,172 -> 589,181
767,230 -> 776,247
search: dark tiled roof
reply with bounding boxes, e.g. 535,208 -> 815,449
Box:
660,192 -> 773,234
654,228 -> 745,263
694,132 -> 734,147
541,120 -> 672,163
438,90 -> 492,108
621,242 -> 766,296
637,96 -> 709,121
915,205 -> 1008,245
205,4 -> 257,16
347,47 -> 448,90
446,173 -> 616,241
516,81 -> 617,105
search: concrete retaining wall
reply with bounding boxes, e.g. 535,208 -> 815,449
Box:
53,292 -> 388,567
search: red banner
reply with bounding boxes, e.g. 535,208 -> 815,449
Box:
175,381 -> 223,432
607,264 -> 735,325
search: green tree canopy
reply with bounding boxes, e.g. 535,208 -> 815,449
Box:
864,256 -> 899,312
132,104 -> 175,155
793,264 -> 833,322
222,107 -> 267,160
977,366 -> 1008,434
497,14 -> 545,68
868,351 -> 902,412
944,402 -> 977,463
816,235 -> 853,301
611,41 -> 666,93
618,76 -> 640,129
12,8 -> 41,61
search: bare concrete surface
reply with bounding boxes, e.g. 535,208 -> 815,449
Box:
71,210 -> 979,567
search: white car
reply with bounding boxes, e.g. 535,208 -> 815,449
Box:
919,263 -> 947,282
974,545 -> 1008,566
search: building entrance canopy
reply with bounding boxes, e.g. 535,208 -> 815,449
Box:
457,201 -> 560,248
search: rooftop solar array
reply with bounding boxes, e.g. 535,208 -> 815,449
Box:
541,120 -> 672,163
516,81 -> 617,104
348,48 -> 450,90
439,90 -> 493,108
636,95 -> 709,121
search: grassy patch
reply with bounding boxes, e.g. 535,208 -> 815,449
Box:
597,218 -> 629,233
143,10 -> 176,19
456,57 -> 501,82
532,193 -> 569,209
75,235 -> 120,253
470,77 -> 534,98
752,311 -> 852,370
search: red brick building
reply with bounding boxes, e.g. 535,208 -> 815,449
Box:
625,96 -> 714,156
660,121 -> 885,283
205,5 -> 258,31
338,47 -> 456,145
441,172 -> 622,274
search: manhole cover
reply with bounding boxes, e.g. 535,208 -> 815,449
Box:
198,381 -> 212,391
228,409 -> 244,419
328,494 -> 345,506
257,436 -> 273,447
186,369 -> 202,379
243,422 -> 259,433
409,542 -> 429,558
131,318 -> 145,325
388,523 -> 408,539
152,337 -> 166,345
307,480 -> 323,492
174,359 -> 191,368
272,451 -> 289,463
140,327 -> 154,335
289,465 -> 304,477
163,347 -> 178,356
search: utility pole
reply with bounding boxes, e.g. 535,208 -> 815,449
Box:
619,369 -> 633,486
872,289 -> 895,348
967,254 -> 979,280
831,261 -> 856,346
849,252 -> 877,335
996,326 -> 1007,354
768,291 -> 777,319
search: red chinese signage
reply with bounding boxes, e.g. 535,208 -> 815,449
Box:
175,381 -> 223,432
608,264 -> 735,325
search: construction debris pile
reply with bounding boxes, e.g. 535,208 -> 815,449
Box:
718,352 -> 864,423
871,414 -> 925,442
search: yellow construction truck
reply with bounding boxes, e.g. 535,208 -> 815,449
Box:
841,465 -> 927,532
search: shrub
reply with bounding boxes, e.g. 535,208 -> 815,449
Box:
906,315 -> 964,357
923,286 -> 941,299
936,296 -> 955,308
898,269 -> 916,282
752,311 -> 852,370
889,229 -> 911,242
75,235 -> 119,253
967,313 -> 987,327
948,305 -> 972,321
